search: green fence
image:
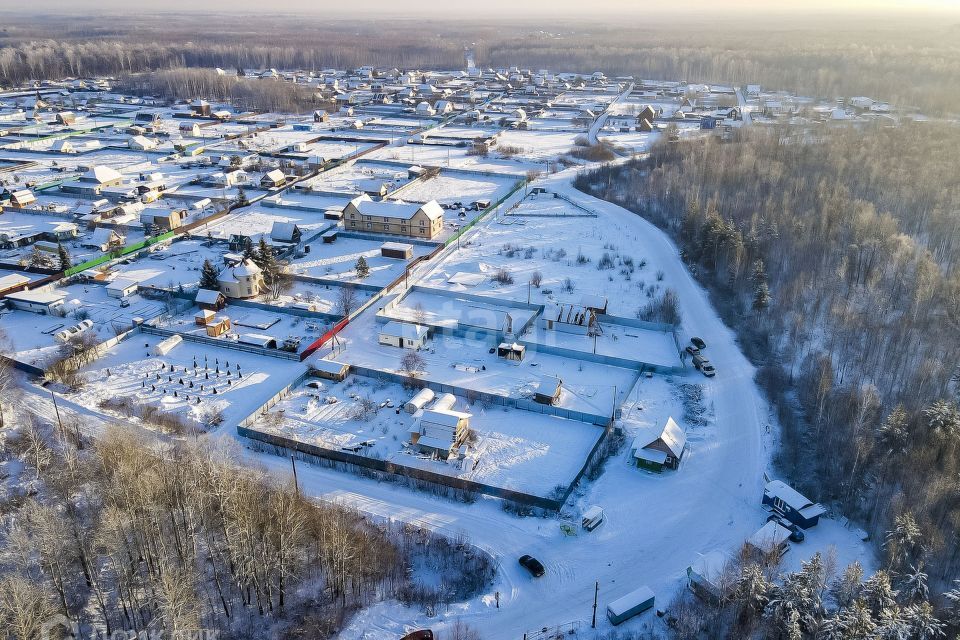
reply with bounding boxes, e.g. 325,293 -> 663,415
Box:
63,230 -> 176,277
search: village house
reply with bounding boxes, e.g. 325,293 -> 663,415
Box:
260,169 -> 287,189
140,207 -> 187,232
61,165 -> 124,196
270,221 -> 302,244
378,321 -> 428,349
409,407 -> 472,458
631,417 -> 687,472
343,195 -> 444,240
81,227 -> 125,252
762,480 -> 826,529
217,258 -> 264,299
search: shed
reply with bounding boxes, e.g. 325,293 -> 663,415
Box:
606,586 -> 655,626
106,279 -> 138,299
195,309 -> 216,325
153,334 -> 183,356
746,521 -> 792,559
533,375 -> 562,405
323,209 -> 344,221
321,229 -> 339,243
687,551 -> 733,603
195,288 -> 227,311
205,316 -> 231,337
405,387 -> 436,414
378,321 -> 428,349
497,342 -> 526,361
762,480 -> 826,529
381,241 -> 414,260
311,359 -> 350,381
271,221 -> 302,244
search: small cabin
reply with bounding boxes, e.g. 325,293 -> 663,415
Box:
630,417 -> 687,472
497,342 -> 526,361
746,521 -> 792,560
205,316 -> 232,337
762,480 -> 826,529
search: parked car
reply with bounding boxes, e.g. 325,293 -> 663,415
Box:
692,354 -> 709,370
685,345 -> 700,357
400,630 -> 433,640
519,555 -> 545,577
691,337 -> 707,350
701,362 -> 716,377
767,514 -> 805,543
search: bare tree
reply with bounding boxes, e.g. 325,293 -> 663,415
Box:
336,284 -> 358,317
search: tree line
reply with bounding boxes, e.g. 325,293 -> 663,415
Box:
575,122 -> 960,598
0,417 -> 493,638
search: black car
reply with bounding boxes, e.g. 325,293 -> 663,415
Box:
691,337 -> 707,350
400,631 -> 433,640
685,345 -> 700,357
767,513 -> 805,543
519,554 -> 545,577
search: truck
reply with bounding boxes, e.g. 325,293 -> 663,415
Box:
606,585 -> 655,626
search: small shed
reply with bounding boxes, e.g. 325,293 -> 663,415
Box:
497,342 -> 526,361
534,375 -> 562,405
195,309 -> 216,326
271,221 -> 302,244
321,229 -> 339,244
311,359 -> 350,381
106,279 -> 138,299
762,480 -> 826,529
746,521 -> 792,559
405,387 -> 436,414
195,288 -> 227,311
378,321 -> 428,349
153,334 -> 183,356
381,241 -> 414,260
687,551 -> 733,603
323,209 -> 344,221
205,316 -> 232,337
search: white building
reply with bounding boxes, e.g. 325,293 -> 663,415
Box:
378,321 -> 428,349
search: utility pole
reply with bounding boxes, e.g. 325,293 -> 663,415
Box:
291,454 -> 300,496
49,388 -> 64,442
592,580 -> 599,628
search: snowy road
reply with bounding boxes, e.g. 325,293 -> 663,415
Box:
235,167 -> 791,638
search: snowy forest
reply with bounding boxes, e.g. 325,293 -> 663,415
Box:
1,13 -> 959,114
575,122 -> 960,625
0,386 -> 494,639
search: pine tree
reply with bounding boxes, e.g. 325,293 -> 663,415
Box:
199,259 -> 220,290
256,238 -> 278,285
56,242 -> 71,271
753,280 -> 771,313
355,255 -> 369,279
236,186 -> 248,206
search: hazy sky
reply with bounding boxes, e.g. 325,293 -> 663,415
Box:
7,0 -> 960,16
